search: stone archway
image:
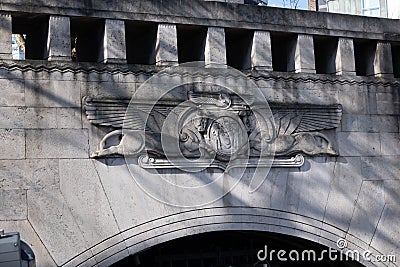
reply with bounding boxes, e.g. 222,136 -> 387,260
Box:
112,230 -> 365,267
62,207 -> 378,267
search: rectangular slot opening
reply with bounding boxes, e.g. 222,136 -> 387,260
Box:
125,21 -> 157,65
313,36 -> 338,74
270,32 -> 297,72
12,13 -> 49,60
70,17 -> 105,63
391,43 -> 400,78
177,25 -> 207,64
354,39 -> 377,76
225,28 -> 254,70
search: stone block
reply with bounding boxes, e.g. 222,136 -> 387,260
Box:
251,31 -> 272,71
370,204 -> 400,256
324,157 -> 363,230
0,159 -> 59,189
380,133 -> 400,156
361,156 -> 400,180
0,107 -> 57,129
0,79 -> 25,106
84,81 -> 136,99
93,159 -> 142,231
335,38 -> 356,75
47,16 -> 71,61
26,129 -> 89,159
100,19 -> 127,64
374,42 -> 394,78
348,180 -> 385,244
341,114 -> 399,133
384,180 -> 400,205
297,158 -> 335,220
205,27 -> 227,65
25,80 -> 81,108
0,129 -> 25,159
27,188 -> 89,266
338,132 -> 381,156
56,108 -> 82,128
0,189 -> 26,220
295,34 -> 316,73
156,24 -> 178,66
376,92 -> 400,115
59,159 -> 120,247
0,13 -> 12,59
338,89 -> 369,114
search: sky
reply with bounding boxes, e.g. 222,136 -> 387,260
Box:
267,0 -> 309,10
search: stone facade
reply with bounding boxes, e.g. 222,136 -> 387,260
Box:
0,1 -> 398,267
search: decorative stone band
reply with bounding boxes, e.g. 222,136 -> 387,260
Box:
139,154 -> 305,170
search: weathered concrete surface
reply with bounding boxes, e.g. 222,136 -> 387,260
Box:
0,61 -> 397,267
0,1 -> 398,266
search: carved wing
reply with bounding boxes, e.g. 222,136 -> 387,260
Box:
270,104 -> 342,135
84,98 -> 179,132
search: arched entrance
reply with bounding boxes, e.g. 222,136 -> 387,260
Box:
111,231 -> 365,267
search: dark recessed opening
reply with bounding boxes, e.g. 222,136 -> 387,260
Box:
225,28 -> 254,70
70,17 -> 105,63
125,21 -> 157,65
12,13 -> 49,60
270,32 -> 297,72
112,231 -> 366,267
391,43 -> 400,78
313,36 -> 338,74
177,25 -> 207,64
354,39 -> 377,76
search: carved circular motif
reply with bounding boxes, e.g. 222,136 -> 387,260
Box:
207,115 -> 248,161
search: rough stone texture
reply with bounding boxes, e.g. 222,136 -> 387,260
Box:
0,79 -> 25,107
338,132 -> 381,156
348,180 -> 385,244
374,42 -> 394,78
26,129 -> 89,159
47,16 -> 71,61
251,31 -> 272,71
27,188 -> 91,266
205,27 -> 227,65
156,24 -> 178,66
25,80 -> 81,108
59,159 -> 121,248
0,189 -> 27,220
0,107 -> 57,129
56,108 -> 82,128
324,157 -> 363,230
0,129 -> 25,159
0,159 -> 59,189
295,34 -> 316,73
335,37 -> 356,75
0,12 -> 12,59
100,19 -> 127,64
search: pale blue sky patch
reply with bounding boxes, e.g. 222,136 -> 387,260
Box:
267,0 -> 308,10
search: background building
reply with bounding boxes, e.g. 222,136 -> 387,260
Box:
314,0 -> 400,18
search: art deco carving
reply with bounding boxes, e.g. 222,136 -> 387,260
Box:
84,90 -> 342,169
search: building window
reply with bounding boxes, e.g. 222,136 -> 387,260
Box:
225,28 -> 254,70
12,13 -> 49,60
362,0 -> 380,16
70,17 -> 105,63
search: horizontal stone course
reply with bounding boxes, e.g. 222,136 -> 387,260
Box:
0,159 -> 59,189
26,129 -> 89,159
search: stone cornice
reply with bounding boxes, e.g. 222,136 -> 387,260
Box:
0,60 -> 399,88
1,0 -> 400,41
